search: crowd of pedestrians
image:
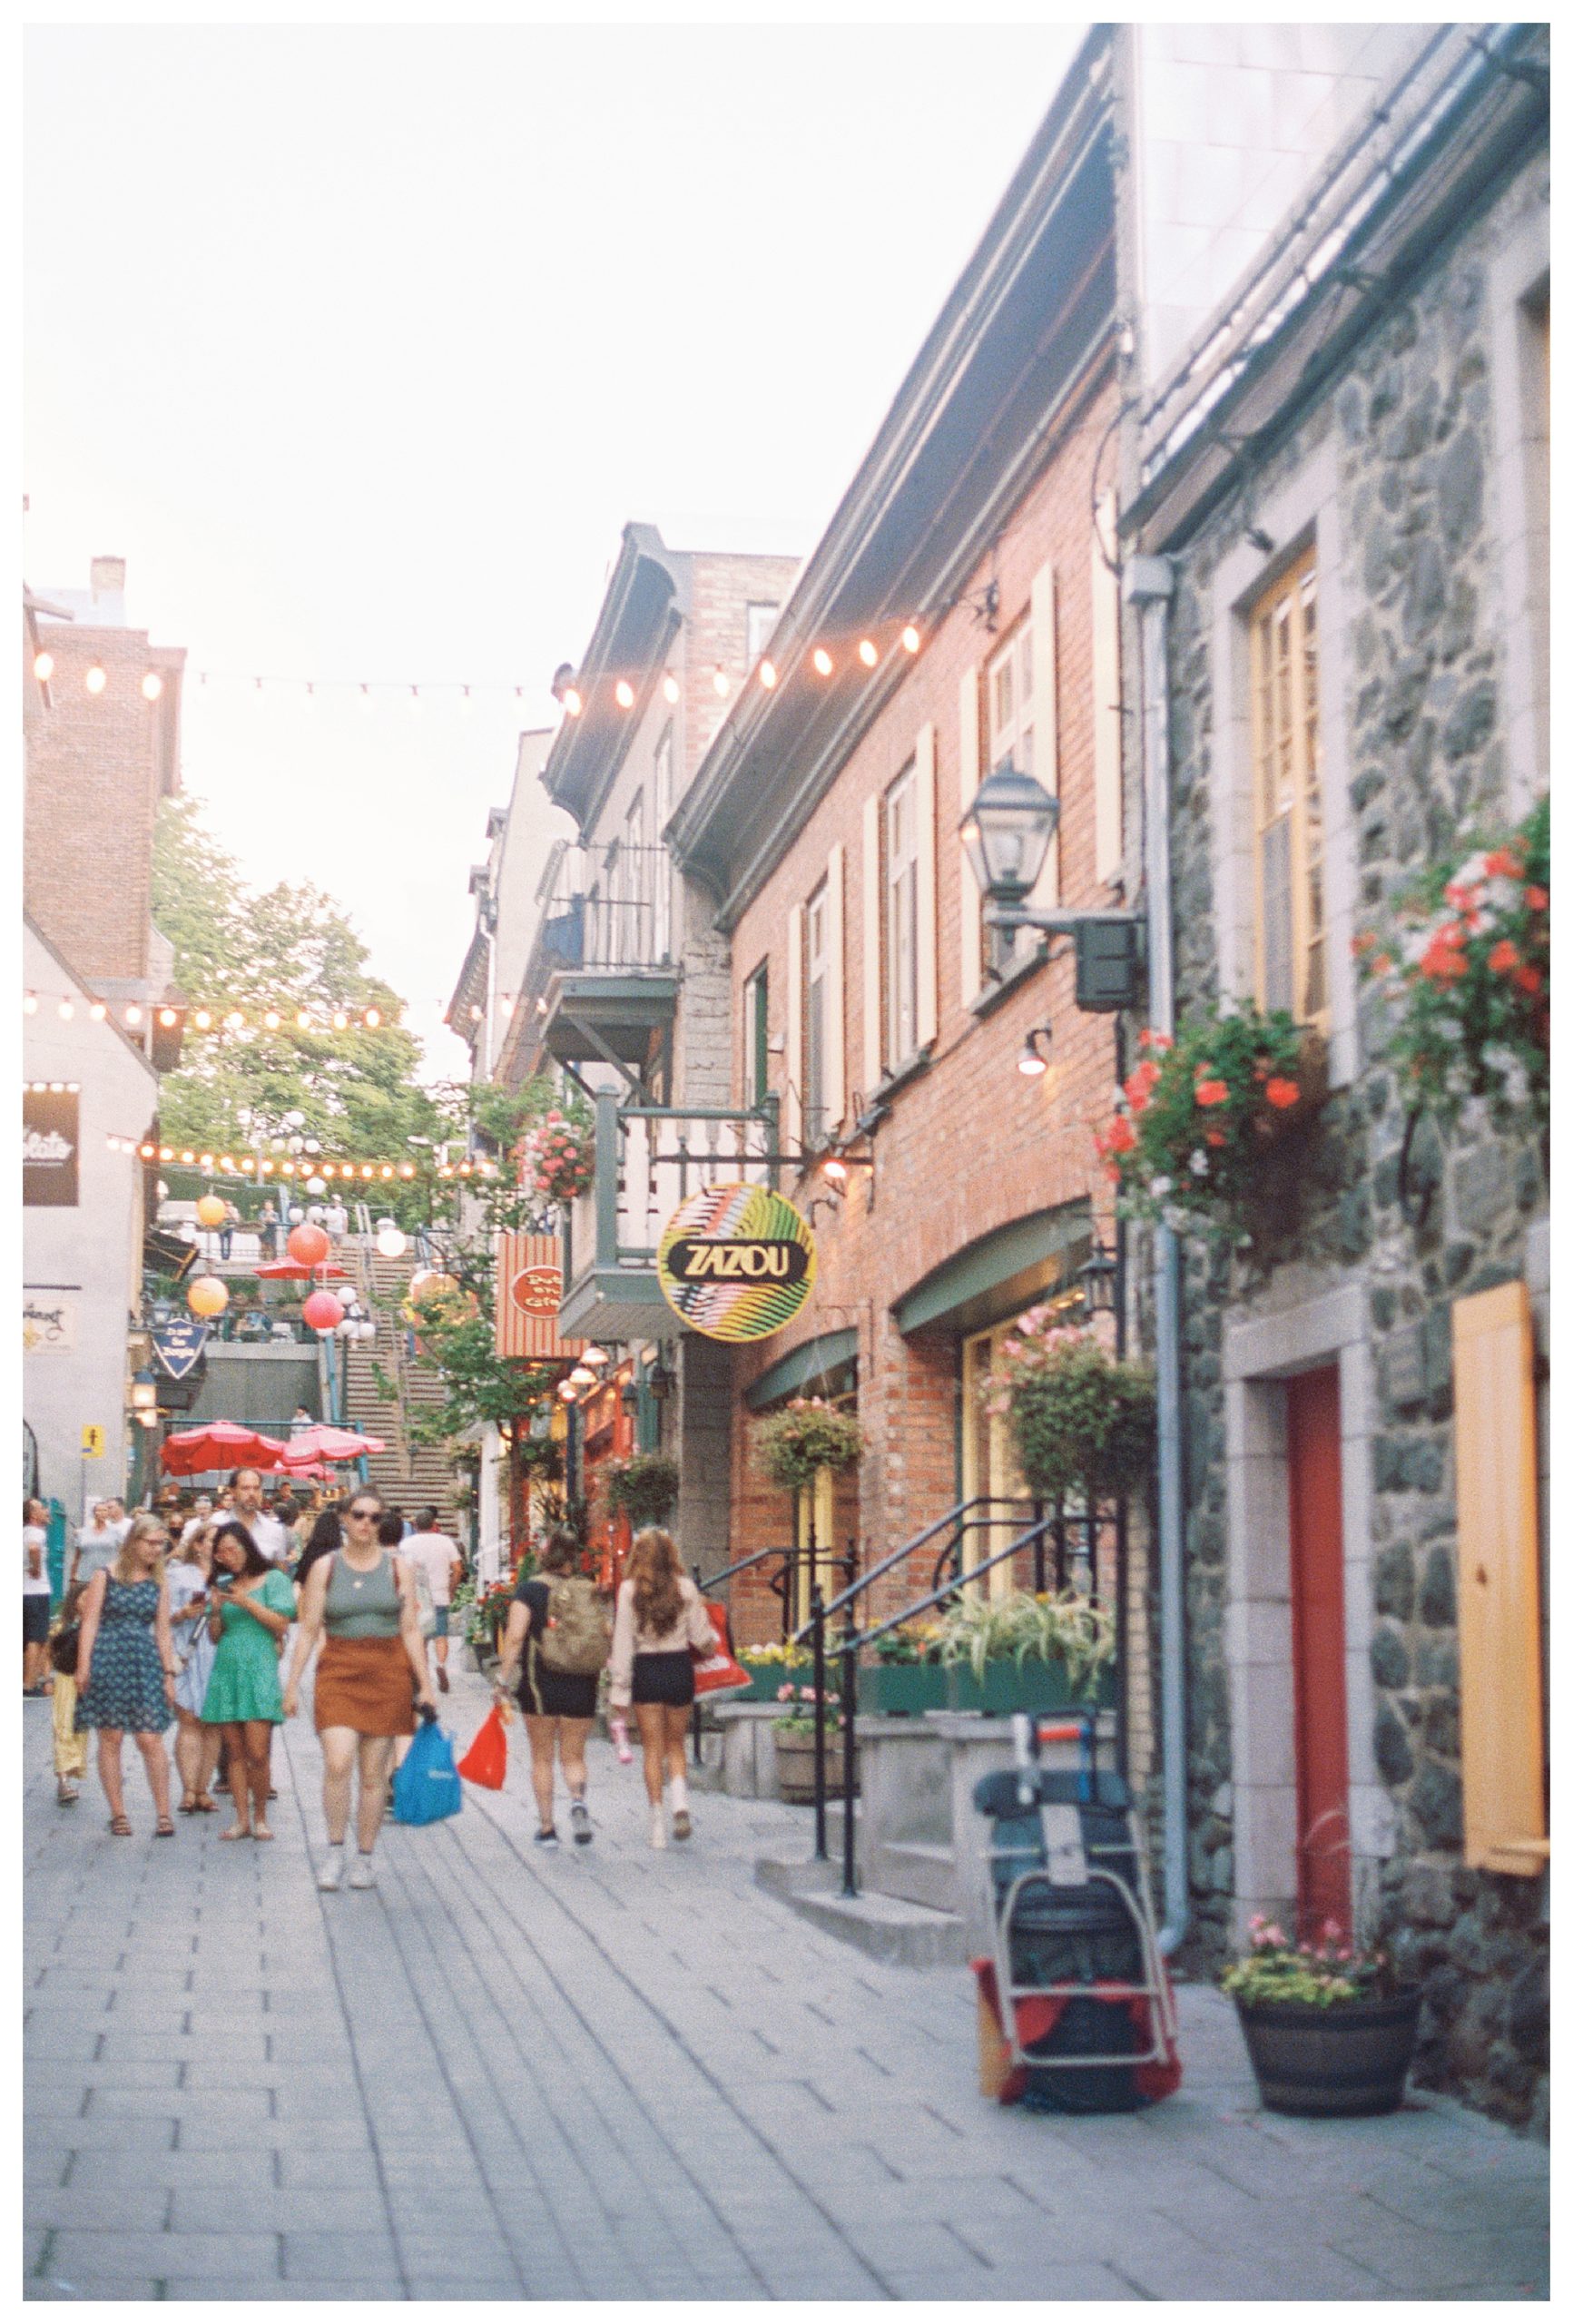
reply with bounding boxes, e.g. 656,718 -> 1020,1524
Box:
28,1479 -> 716,1868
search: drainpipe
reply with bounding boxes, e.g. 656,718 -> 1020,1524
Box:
1124,550 -> 1188,1957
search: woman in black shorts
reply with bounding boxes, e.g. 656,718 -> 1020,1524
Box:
495,1530 -> 601,1850
608,1527 -> 716,1849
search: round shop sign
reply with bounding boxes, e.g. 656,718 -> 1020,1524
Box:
510,1265 -> 563,1319
656,1181 -> 816,1344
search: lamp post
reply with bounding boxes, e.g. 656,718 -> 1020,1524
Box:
959,762 -> 1144,1009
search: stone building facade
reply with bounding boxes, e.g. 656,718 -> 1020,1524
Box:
1124,26 -> 1549,2126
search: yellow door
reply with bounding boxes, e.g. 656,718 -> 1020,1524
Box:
960,1323 -> 1029,1600
792,1466 -> 837,1630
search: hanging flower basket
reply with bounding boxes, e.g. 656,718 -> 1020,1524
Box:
1355,794 -> 1548,1133
1095,1004 -> 1327,1247
986,1317 -> 1155,1504
518,1107 -> 595,1206
756,1398 -> 862,1495
604,1452 -> 679,1528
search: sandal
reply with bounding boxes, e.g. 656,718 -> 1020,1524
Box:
192,1794 -> 216,1813
178,1797 -> 198,1815
107,1815 -> 132,1837
252,1821 -> 273,1842
154,1818 -> 176,1838
56,1781 -> 79,1806
219,1824 -> 251,1842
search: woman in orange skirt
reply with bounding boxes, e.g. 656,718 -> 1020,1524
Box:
283,1486 -> 434,1892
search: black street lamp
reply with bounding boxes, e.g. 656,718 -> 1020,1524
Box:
959,760 -> 1059,908
1077,1242 -> 1119,1319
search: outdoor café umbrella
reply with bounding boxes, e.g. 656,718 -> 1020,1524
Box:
277,1424 -> 387,1466
162,1421 -> 289,1476
254,1260 -> 349,1281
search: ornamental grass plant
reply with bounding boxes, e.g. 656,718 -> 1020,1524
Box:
932,1587 -> 1114,1692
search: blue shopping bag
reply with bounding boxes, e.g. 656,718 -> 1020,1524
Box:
392,1712 -> 464,1826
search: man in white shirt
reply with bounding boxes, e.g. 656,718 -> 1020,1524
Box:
103,1498 -> 132,1546
228,1469 -> 291,1564
324,1199 -> 349,1244
403,1509 -> 465,1693
70,1501 -> 122,1591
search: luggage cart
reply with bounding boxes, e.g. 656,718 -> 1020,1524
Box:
972,1712 -> 1179,2113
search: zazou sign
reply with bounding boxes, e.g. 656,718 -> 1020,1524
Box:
656,1182 -> 816,1344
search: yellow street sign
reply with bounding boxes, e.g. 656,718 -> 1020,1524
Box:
81,1424 -> 105,1457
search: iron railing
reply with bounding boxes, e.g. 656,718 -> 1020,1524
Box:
539,841 -> 675,973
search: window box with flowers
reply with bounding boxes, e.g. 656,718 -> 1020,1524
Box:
1222,1916 -> 1421,2117
518,1103 -> 595,1208
734,1638 -> 812,1702
860,1620 -> 949,1716
755,1399 -> 863,1496
1094,1006 -> 1329,1248
1355,795 -> 1548,1137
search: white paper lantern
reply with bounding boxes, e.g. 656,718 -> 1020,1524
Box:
375,1225 -> 408,1259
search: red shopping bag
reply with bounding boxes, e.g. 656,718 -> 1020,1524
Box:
691,1600 -> 752,1700
457,1705 -> 508,1788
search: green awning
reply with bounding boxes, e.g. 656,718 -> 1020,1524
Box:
892,1201 -> 1091,1339
743,1326 -> 860,1413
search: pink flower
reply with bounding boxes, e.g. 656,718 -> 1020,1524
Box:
776,1683 -> 795,1702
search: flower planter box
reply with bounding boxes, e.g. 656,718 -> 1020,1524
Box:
1234,1989 -> 1422,2117
773,1731 -> 855,1804
860,1663 -> 949,1717
945,1657 -> 1114,1717
734,1659 -> 804,1704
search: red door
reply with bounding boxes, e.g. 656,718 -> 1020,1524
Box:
1285,1366 -> 1352,1940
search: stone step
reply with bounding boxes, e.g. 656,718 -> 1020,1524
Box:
754,1856 -> 971,1967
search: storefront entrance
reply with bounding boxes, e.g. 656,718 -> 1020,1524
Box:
959,1321 -> 1033,1600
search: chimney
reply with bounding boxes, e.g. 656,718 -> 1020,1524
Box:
90,556 -> 127,606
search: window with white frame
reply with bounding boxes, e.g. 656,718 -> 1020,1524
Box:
743,962 -> 769,1109
652,724 -> 673,960
985,622 -> 1036,966
884,763 -> 919,1067
746,602 -> 779,665
1249,547 -> 1326,1028
804,881 -> 828,1147
619,790 -> 645,965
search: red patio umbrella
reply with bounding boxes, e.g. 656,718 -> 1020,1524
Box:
254,1260 -> 349,1281
162,1421 -> 289,1476
278,1423 -> 387,1465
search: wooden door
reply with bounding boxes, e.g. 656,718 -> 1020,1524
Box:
1286,1365 -> 1351,1937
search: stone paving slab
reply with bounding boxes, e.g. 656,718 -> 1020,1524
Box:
23,1670 -> 1549,2302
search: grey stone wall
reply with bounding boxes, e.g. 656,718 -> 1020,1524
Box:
1157,159 -> 1548,2130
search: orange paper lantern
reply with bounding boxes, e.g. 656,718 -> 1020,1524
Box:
187,1275 -> 229,1318
287,1222 -> 331,1269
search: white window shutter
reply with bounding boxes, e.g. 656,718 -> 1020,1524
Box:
824,842 -> 846,1132
1029,560 -> 1059,911
784,903 -> 803,1152
914,722 -> 938,1047
958,665 -> 982,1003
861,793 -> 881,1099
1092,489 -> 1123,884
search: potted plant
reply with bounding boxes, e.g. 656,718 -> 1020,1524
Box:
1355,794 -> 1548,1133
1095,1005 -> 1328,1247
755,1398 -> 862,1496
772,1682 -> 853,1802
860,1619 -> 949,1716
987,1318 -> 1155,1505
604,1452 -> 680,1530
1222,1916 -> 1422,2118
735,1637 -> 812,1702
518,1103 -> 595,1207
933,1587 -> 1115,1716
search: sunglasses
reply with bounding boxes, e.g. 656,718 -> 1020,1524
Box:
348,1507 -> 379,1521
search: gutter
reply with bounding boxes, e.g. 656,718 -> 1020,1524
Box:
1125,549 -> 1187,1958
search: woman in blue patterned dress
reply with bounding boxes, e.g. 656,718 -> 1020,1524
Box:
74,1512 -> 178,1837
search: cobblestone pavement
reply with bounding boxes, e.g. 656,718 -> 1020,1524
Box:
25,1663 -> 1549,2302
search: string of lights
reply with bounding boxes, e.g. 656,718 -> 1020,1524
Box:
110,1139 -> 506,1184
554,615 -> 924,718
23,991 -> 395,1033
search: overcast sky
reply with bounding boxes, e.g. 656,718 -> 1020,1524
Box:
25,20 -> 1086,1078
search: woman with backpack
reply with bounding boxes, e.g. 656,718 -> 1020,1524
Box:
494,1529 -> 609,1850
608,1527 -> 717,1849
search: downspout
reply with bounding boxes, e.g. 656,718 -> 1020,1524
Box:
1124,551 -> 1187,1956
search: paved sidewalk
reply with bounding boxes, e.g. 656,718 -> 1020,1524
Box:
25,1663 -> 1548,2302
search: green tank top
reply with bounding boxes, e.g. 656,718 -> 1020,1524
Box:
323,1550 -> 402,1640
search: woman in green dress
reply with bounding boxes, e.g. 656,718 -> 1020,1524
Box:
202,1521 -> 296,1842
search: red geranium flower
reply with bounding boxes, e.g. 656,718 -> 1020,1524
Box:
1204,1128 -> 1227,1148
1194,1078 -> 1230,1108
1525,885 -> 1548,911
1489,940 -> 1522,975
1263,1078 -> 1301,1109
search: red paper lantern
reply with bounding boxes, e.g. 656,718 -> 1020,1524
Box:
302,1289 -> 345,1333
288,1222 -> 331,1268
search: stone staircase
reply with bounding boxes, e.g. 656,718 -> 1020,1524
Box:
339,1244 -> 466,1526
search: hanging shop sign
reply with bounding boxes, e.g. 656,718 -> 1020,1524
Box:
23,1087 -> 80,1207
23,1294 -> 75,1353
656,1182 -> 816,1344
495,1231 -> 584,1362
152,1317 -> 210,1382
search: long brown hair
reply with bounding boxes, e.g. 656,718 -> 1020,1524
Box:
628,1527 -> 683,1636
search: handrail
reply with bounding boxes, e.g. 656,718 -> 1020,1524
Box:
853,1512 -> 1055,1650
804,1495 -> 1037,1632
694,1541 -> 833,1594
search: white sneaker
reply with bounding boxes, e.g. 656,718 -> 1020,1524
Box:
317,1848 -> 345,1892
348,1852 -> 378,1889
569,1798 -> 593,1846
649,1806 -> 667,1850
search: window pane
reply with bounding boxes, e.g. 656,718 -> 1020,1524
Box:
1261,815 -> 1293,1013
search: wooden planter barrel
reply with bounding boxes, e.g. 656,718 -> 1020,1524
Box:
773,1731 -> 854,1803
1234,1988 -> 1422,2117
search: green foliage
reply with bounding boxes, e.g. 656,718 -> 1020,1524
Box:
987,1320 -> 1155,1502
931,1588 -> 1115,1691
869,1620 -> 945,1667
604,1452 -> 680,1528
755,1399 -> 863,1494
1096,1005 -> 1319,1246
1222,1916 -> 1403,2009
772,1682 -> 842,1738
1357,795 -> 1549,1131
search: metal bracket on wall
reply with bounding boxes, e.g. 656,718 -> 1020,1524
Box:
1396,1107 -> 1439,1230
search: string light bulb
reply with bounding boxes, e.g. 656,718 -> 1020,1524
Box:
159,1008 -> 178,1027
85,665 -> 107,695
812,648 -> 833,677
713,665 -> 730,696
360,685 -> 373,714
142,672 -> 163,701
901,624 -> 921,654
459,686 -> 473,716
126,1007 -> 143,1026
58,1000 -> 74,1019
89,1001 -> 107,1020
263,1009 -> 280,1029
858,639 -> 879,668
332,1010 -> 349,1030
33,652 -> 54,683
364,1007 -> 380,1028
23,993 -> 37,1014
408,686 -> 421,712
562,685 -> 583,717
225,1011 -> 244,1030
193,1009 -> 213,1029
662,674 -> 680,704
759,659 -> 778,689
614,679 -> 635,710
297,1010 -> 312,1029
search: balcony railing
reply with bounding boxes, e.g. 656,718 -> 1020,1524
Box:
540,842 -> 674,974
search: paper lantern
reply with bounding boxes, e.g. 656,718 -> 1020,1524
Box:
287,1222 -> 331,1268
302,1289 -> 346,1333
375,1225 -> 408,1259
187,1275 -> 229,1318
195,1194 -> 227,1228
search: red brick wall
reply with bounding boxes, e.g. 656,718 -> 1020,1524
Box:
722,375 -> 1126,1643
25,622 -> 184,984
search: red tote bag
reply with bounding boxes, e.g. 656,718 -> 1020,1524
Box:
691,1599 -> 752,1700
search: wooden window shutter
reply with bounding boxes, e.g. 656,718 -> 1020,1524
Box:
1452,1281 -> 1548,1876
914,722 -> 938,1047
824,842 -> 846,1132
784,903 -> 803,1152
860,793 -> 881,1099
958,665 -> 983,1002
1029,561 -> 1059,911
1092,491 -> 1123,883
